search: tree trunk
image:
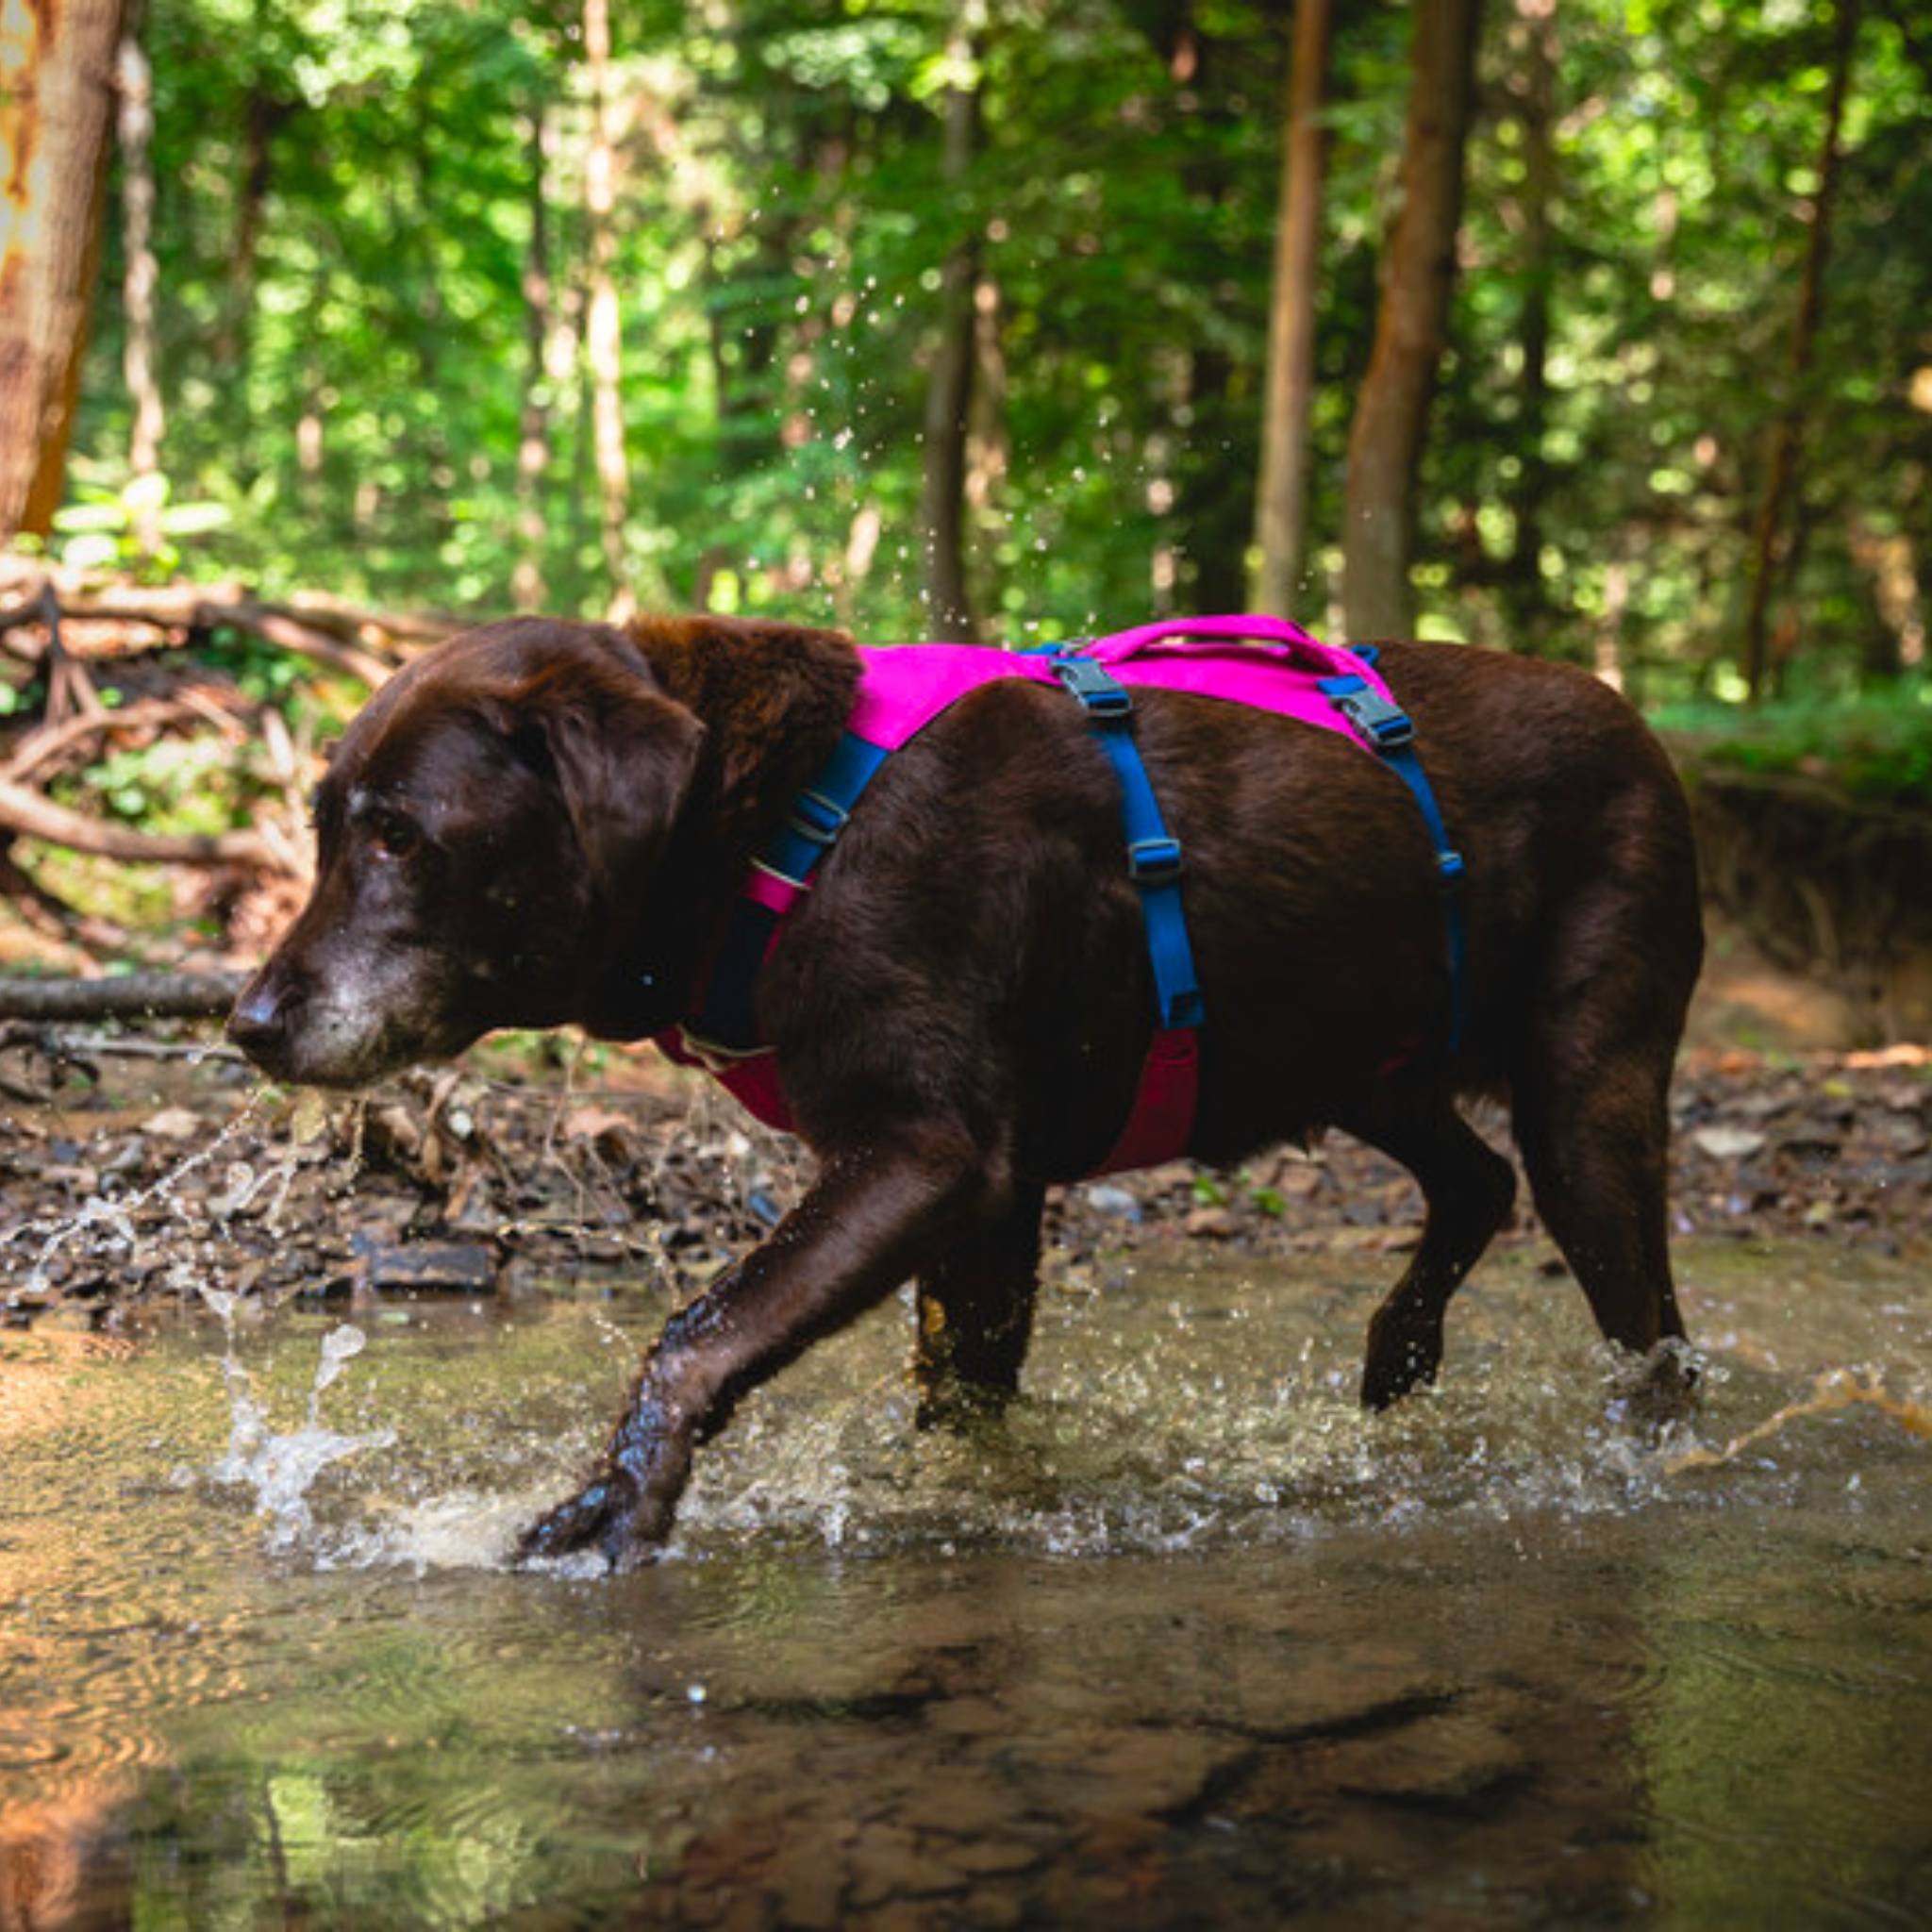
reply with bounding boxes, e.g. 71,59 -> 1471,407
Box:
1174,345 -> 1247,611
1741,0 -> 1860,701
584,0 -> 632,617
1341,0 -> 1485,641
1502,0 -> 1556,648
513,105 -> 555,613
920,2 -> 983,641
0,0 -> 128,542
211,71 -> 291,378
1251,0 -> 1331,618
117,6 -> 163,549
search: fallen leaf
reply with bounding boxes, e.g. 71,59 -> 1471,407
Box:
561,1104 -> 635,1145
1691,1124 -> 1768,1161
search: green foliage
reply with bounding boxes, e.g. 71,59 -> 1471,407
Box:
58,0 -> 1931,695
52,464 -> 231,579
1660,688 -> 1932,805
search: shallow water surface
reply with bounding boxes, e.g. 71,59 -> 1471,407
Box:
1,1240 -> 1928,1927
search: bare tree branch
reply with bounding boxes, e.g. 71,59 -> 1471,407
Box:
0,970 -> 244,1021
0,776 -> 284,868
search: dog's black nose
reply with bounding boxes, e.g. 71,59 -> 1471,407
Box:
226,974 -> 291,1067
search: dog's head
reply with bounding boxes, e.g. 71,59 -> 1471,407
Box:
227,618 -> 705,1087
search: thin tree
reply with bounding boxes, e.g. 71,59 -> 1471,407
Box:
1252,0 -> 1332,618
1341,0 -> 1485,640
118,4 -> 164,552
1740,0 -> 1861,701
212,20 -> 294,381
919,0 -> 983,641
0,0 -> 130,542
584,0 -> 632,615
514,105 -> 556,613
1502,0 -> 1556,650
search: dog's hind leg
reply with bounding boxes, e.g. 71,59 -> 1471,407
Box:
913,1181 -> 1046,1429
1508,872 -> 1696,1393
1512,1045 -> 1687,1360
1340,1098 -> 1518,1409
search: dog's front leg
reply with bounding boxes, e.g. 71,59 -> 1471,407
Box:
517,1126 -> 1000,1571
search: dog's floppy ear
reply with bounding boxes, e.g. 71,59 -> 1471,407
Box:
625,613 -> 860,848
487,646 -> 706,905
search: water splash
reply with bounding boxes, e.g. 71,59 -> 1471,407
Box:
200,1285 -> 393,1554
3,1102 -> 262,1306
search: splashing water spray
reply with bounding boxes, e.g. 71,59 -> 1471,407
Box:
197,1275 -> 393,1554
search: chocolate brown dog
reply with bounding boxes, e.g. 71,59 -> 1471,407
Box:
228,615 -> 1703,1568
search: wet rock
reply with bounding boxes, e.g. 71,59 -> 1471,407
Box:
348,1236 -> 497,1294
947,1839 -> 1042,1875
893,1770 -> 1015,1840
847,1824 -> 966,1907
924,1696 -> 1011,1739
1327,1711 -> 1533,1817
958,1891 -> 1025,1929
1692,1124 -> 1768,1160
1012,1725 -> 1248,1823
766,1839 -> 844,1928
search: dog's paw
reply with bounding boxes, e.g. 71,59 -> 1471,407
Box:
514,1470 -> 658,1574
1621,1338 -> 1702,1433
1359,1306 -> 1445,1411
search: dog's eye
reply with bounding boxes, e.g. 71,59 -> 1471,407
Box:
368,810 -> 423,861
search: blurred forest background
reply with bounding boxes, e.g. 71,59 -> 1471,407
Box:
0,0 -> 1928,1030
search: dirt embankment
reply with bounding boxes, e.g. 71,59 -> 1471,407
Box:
1682,761 -> 1932,1045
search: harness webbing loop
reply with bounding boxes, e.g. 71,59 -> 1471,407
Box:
1045,649 -> 1205,1035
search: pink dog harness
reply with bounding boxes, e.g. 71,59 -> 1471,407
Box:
657,615 -> 1465,1174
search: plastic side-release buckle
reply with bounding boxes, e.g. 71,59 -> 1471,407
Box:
1049,653 -> 1133,718
1330,685 -> 1415,749
1126,836 -> 1184,884
1438,849 -> 1466,884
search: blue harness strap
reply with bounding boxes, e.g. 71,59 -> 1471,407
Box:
1045,650 -> 1205,1033
1318,650 -> 1467,1052
693,728 -> 889,1052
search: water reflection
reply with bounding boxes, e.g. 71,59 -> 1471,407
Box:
0,1241 -> 1926,1927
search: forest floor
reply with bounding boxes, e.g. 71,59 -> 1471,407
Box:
3,915 -> 1928,1332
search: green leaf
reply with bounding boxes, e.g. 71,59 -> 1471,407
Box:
60,531 -> 125,570
158,502 -> 234,537
51,503 -> 129,535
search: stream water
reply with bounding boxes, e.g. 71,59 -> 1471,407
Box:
1,1237 -> 1927,1927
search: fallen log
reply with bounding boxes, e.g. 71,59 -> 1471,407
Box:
196,602 -> 394,688
0,777 -> 284,869
0,696 -> 205,786
0,592 -> 394,688
0,969 -> 245,1021
0,566 -> 458,676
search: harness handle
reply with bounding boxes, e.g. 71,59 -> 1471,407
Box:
1084,614 -> 1360,681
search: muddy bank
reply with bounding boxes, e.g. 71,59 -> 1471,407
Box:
1685,763 -> 1932,1042
3,1037 -> 1927,1328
